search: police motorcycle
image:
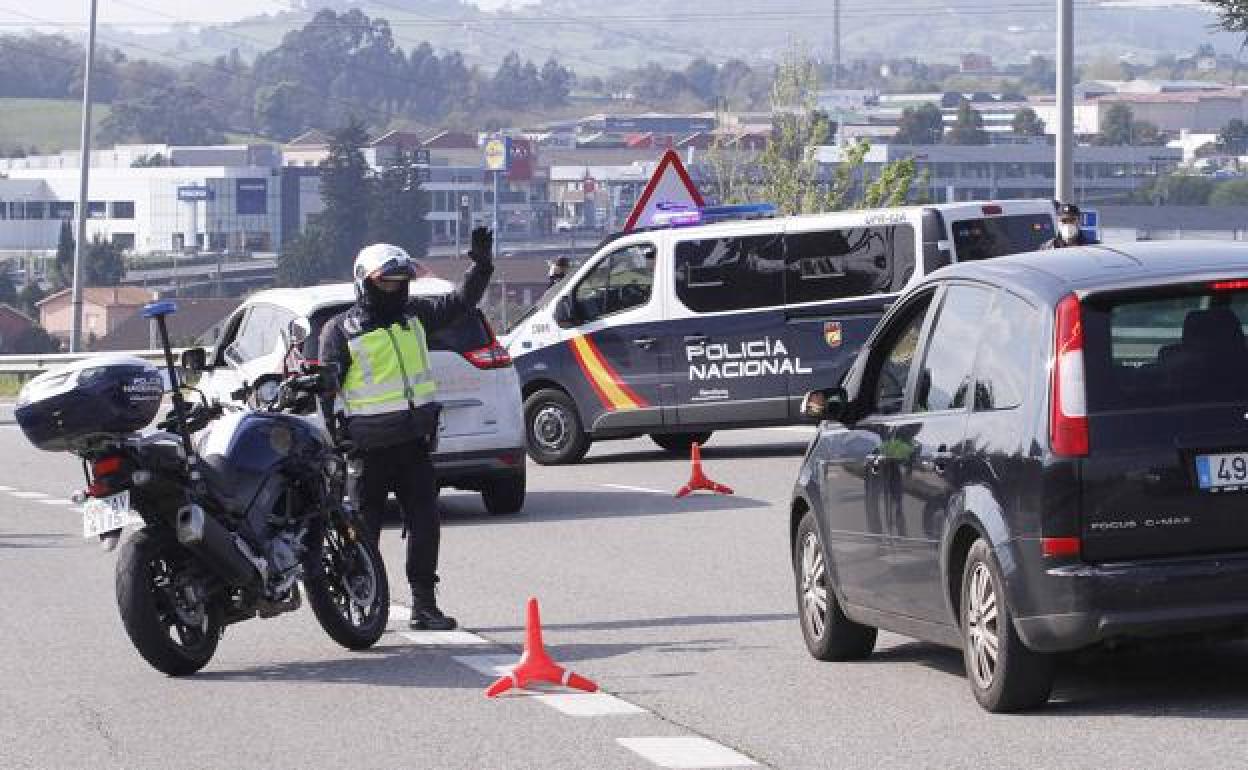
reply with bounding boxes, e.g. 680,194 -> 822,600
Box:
15,301 -> 389,676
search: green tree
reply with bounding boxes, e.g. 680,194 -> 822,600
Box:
99,83 -> 227,145
755,46 -> 836,215
1142,172 -> 1216,204
367,151 -> 431,259
1011,107 -> 1046,137
317,120 -> 372,282
276,225 -> 333,288
1211,177 -> 1248,205
1095,104 -> 1164,146
0,264 -> 16,307
54,219 -> 74,290
254,81 -> 322,140
11,325 -> 59,354
538,57 -> 573,108
893,103 -> 944,144
17,281 -> 44,319
945,100 -> 989,145
85,236 -> 125,286
1218,118 -> 1248,154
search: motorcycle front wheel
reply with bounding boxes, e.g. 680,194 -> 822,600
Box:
115,529 -> 222,676
303,517 -> 390,650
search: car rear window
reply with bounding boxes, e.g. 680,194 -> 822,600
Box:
950,214 -> 1055,261
1084,287 -> 1248,411
302,302 -> 491,360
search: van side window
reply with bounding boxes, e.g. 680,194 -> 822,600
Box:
674,234 -> 784,313
972,291 -> 1038,411
913,285 -> 992,413
784,225 -> 916,305
572,243 -> 655,323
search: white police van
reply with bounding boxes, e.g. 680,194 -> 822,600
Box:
507,199 -> 1058,464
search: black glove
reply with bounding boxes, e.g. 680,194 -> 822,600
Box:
469,226 -> 494,266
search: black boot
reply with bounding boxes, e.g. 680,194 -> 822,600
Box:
410,586 -> 457,631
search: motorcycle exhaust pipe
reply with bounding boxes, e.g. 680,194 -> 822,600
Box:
175,504 -> 262,587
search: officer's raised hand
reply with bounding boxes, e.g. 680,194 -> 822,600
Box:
469,226 -> 494,266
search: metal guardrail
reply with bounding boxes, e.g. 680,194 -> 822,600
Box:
0,349 -> 184,375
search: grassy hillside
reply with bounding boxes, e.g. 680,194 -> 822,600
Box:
0,99 -> 111,155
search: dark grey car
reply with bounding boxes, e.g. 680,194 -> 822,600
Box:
790,241 -> 1248,711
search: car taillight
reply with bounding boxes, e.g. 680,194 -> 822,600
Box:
981,204 -> 1003,216
1211,279 -> 1248,292
1050,292 -> 1089,457
463,320 -> 513,370
1041,536 -> 1081,559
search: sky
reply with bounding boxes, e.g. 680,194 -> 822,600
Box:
0,1 -> 542,27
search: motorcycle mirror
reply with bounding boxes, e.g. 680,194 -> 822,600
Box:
288,318 -> 311,346
180,347 -> 209,373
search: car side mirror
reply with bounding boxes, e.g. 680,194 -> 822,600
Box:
180,347 -> 209,373
802,387 -> 850,423
553,294 -> 580,327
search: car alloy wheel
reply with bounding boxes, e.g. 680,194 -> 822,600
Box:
965,562 -> 1000,690
532,404 -> 570,452
800,530 -> 829,640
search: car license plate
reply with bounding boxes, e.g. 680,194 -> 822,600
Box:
1195,452 -> 1248,492
82,491 -> 133,538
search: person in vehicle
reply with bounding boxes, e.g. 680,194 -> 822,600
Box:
1042,203 -> 1098,249
547,256 -> 571,287
319,228 -> 494,631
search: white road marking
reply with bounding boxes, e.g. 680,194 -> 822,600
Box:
601,483 -> 669,495
36,498 -> 72,506
9,491 -> 47,499
452,654 -> 518,678
534,693 -> 647,717
401,630 -> 492,646
617,737 -> 757,769
0,485 -> 13,491
764,426 -> 816,433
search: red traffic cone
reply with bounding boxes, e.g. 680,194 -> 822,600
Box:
675,442 -> 733,498
485,597 -> 597,698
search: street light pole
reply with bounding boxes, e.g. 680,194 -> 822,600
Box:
69,0 -> 99,353
1056,0 -> 1074,203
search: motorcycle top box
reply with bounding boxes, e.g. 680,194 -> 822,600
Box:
16,355 -> 165,452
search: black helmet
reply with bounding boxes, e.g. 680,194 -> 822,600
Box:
1057,203 -> 1081,221
552,256 -> 570,268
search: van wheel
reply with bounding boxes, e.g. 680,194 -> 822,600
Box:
482,471 -> 526,514
524,389 -> 591,465
794,511 -> 876,661
650,432 -> 713,454
960,539 -> 1055,712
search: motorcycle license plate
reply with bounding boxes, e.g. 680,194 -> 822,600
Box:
82,491 -> 133,538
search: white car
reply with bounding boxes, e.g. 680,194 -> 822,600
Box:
197,276 -> 527,514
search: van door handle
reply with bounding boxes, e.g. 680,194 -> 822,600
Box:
633,336 -> 657,349
684,334 -> 708,344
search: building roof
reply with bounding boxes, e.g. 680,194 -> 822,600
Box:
286,130 -> 332,147
92,298 -> 241,351
370,130 -> 425,148
422,131 -> 479,149
0,303 -> 34,325
1098,89 -> 1247,105
36,287 -> 155,308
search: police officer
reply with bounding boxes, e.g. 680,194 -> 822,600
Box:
1042,203 -> 1098,249
319,227 -> 493,630
547,256 -> 570,287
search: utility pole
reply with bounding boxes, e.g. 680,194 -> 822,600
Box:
833,0 -> 842,88
70,0 -> 99,353
1056,0 -> 1074,203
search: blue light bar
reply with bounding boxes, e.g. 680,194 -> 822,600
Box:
141,301 -> 178,319
700,203 -> 778,222
649,202 -> 778,229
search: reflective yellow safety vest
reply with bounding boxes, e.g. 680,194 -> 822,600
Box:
341,319 -> 437,418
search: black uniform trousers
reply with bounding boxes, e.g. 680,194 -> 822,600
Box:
352,439 -> 440,592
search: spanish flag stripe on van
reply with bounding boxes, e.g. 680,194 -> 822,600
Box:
569,335 -> 648,411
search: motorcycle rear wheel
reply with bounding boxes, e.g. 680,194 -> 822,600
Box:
115,529 -> 222,676
304,519 -> 390,650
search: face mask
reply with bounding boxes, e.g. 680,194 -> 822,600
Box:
1059,222 -> 1080,241
364,280 -> 408,319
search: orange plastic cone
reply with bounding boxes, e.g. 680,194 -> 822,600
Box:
675,442 -> 733,498
485,597 -> 598,698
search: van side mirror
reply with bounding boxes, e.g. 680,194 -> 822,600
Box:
180,347 -> 209,373
802,387 -> 850,423
553,295 -> 580,327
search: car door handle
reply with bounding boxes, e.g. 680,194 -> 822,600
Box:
684,334 -> 708,344
633,336 -> 657,349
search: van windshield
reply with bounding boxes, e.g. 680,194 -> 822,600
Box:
950,214 -> 1055,261
1083,286 -> 1248,411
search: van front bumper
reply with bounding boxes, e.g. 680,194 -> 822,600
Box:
1012,552 -> 1248,652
